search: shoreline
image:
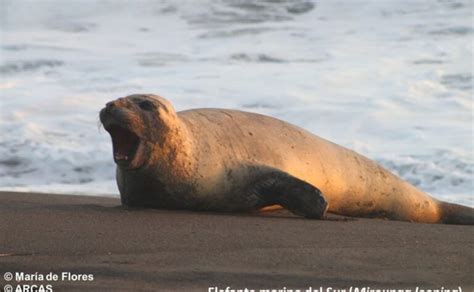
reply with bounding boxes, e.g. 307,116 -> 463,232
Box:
1,191 -> 472,290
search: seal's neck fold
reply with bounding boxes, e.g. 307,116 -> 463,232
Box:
147,119 -> 195,182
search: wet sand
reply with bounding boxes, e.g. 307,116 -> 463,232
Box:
0,191 -> 472,291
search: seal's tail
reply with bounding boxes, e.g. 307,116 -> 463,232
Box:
439,201 -> 474,225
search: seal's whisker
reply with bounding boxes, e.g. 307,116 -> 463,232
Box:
97,117 -> 103,132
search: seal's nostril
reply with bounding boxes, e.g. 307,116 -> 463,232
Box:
106,101 -> 115,108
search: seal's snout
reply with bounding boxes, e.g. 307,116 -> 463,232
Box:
105,100 -> 115,109
100,99 -> 118,121
99,97 -> 134,129
105,97 -> 128,109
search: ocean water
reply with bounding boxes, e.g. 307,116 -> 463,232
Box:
0,0 -> 472,206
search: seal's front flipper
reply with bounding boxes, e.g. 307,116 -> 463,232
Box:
252,172 -> 328,219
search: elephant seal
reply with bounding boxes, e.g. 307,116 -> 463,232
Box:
99,94 -> 474,225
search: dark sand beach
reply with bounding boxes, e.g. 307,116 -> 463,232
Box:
0,191 -> 472,291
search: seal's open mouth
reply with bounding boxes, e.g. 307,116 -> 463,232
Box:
107,125 -> 140,165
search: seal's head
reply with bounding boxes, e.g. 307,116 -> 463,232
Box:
100,94 -> 178,170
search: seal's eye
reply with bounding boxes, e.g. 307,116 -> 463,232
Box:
138,100 -> 155,111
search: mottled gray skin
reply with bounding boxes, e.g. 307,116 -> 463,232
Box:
100,94 -> 474,224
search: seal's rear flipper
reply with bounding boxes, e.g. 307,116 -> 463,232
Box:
439,201 -> 474,225
259,204 -> 283,212
252,172 -> 328,219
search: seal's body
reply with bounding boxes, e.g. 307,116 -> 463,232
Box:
100,94 -> 473,224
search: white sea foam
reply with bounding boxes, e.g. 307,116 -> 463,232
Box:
0,0 -> 472,206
